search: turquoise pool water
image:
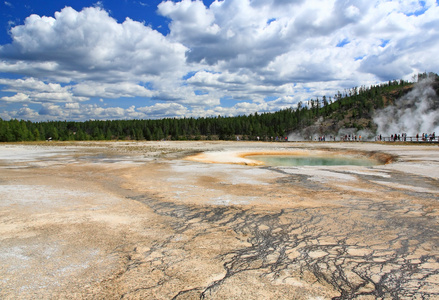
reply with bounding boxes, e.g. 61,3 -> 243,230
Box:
248,155 -> 378,166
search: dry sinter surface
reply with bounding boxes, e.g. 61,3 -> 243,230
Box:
0,141 -> 438,299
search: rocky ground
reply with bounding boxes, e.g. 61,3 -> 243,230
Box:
0,141 -> 438,299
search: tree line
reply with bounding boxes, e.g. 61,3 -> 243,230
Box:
1,73 -> 436,143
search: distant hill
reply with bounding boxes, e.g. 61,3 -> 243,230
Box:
0,72 -> 438,142
287,72 -> 438,141
286,80 -> 415,140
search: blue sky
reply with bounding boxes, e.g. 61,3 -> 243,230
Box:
0,0 -> 438,121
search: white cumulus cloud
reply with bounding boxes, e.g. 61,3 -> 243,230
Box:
0,0 -> 438,121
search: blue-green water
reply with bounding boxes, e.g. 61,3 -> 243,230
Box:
248,155 -> 378,167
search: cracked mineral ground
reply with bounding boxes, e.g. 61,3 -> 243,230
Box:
0,141 -> 438,299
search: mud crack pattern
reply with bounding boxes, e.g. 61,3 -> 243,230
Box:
128,190 -> 439,300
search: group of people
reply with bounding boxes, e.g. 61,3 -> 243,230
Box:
391,133 -> 407,141
341,134 -> 362,142
375,132 -> 437,142
250,132 -> 437,142
416,132 -> 436,141
315,135 -> 362,141
252,136 -> 289,141
271,136 -> 288,142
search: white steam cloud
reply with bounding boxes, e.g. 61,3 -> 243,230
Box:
373,77 -> 439,137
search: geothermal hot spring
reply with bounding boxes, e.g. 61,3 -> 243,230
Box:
187,149 -> 391,166
245,154 -> 380,167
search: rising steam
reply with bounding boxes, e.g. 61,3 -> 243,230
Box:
373,76 -> 439,137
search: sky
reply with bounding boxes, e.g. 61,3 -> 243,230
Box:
0,0 -> 438,122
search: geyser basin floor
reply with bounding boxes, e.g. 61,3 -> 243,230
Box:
0,141 -> 438,299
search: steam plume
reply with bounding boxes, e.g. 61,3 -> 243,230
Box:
373,77 -> 439,137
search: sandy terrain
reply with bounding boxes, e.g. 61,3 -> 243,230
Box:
0,141 -> 438,299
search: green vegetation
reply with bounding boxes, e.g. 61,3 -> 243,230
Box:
1,72 -> 437,142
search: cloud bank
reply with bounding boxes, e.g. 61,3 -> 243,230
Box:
0,0 -> 438,121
